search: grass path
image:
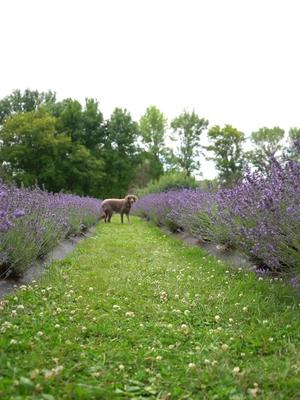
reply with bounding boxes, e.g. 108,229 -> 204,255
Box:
0,217 -> 299,399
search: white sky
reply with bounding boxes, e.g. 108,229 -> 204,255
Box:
1,0 -> 300,179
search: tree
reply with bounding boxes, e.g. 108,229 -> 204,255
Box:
170,110 -> 209,176
206,125 -> 245,186
139,105 -> 167,181
53,97 -> 104,152
0,89 -> 56,124
81,98 -> 104,151
285,127 -> 300,160
246,126 -> 285,172
0,110 -> 63,188
102,108 -> 139,197
55,98 -> 83,143
0,110 -> 104,195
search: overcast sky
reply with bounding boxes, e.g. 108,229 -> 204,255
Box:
1,0 -> 299,178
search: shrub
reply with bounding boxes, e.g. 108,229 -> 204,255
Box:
0,183 -> 102,277
137,172 -> 198,196
135,153 -> 300,274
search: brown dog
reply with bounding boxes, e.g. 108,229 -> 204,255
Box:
100,194 -> 138,223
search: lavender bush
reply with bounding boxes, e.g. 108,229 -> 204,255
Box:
134,156 -> 300,275
0,183 -> 102,277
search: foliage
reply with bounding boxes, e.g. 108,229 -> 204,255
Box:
136,171 -> 198,197
246,126 -> 285,172
0,89 -> 56,124
135,144 -> 300,274
0,182 -> 102,277
170,110 -> 209,176
285,127 -> 300,160
0,219 -> 299,399
206,125 -> 245,187
0,111 -> 104,196
139,105 -> 167,181
102,108 -> 139,197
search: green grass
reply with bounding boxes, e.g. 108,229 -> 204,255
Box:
0,217 -> 299,400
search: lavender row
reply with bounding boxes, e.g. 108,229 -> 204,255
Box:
0,183 -> 102,277
134,158 -> 300,275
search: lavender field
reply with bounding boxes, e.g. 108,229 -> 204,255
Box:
134,157 -> 300,286
0,183 -> 102,278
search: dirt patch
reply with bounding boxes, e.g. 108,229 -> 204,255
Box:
0,228 -> 96,299
164,229 -> 252,270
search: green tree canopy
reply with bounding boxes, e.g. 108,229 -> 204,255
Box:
102,108 -> 139,197
139,105 -> 168,181
0,89 -> 56,124
285,127 -> 300,160
206,124 -> 245,186
0,110 -> 104,195
171,110 -> 209,176
246,126 -> 285,172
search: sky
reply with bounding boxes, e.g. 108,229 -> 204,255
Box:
1,0 -> 300,179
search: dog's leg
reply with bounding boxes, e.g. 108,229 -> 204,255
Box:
126,213 -> 131,224
108,210 -> 112,223
120,212 -> 124,224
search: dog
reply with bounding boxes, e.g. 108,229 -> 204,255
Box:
100,194 -> 138,223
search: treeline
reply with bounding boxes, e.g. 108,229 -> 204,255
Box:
0,89 -> 299,197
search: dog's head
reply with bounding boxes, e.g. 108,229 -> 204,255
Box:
125,194 -> 138,205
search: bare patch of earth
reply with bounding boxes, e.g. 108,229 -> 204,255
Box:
164,229 -> 252,269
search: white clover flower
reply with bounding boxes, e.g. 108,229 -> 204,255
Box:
184,310 -> 191,316
36,331 -> 44,336
242,307 -> 248,311
188,363 -> 196,368
17,305 -> 24,310
88,287 -> 94,292
11,310 -> 17,316
54,324 -> 60,329
229,318 -> 234,323
113,305 -> 121,310
81,326 -> 87,332
214,315 -> 221,322
10,339 -> 18,345
174,294 -> 180,299
118,364 -> 125,370
232,366 -> 240,374
125,311 -> 135,318
221,344 -> 229,351
156,355 -> 162,361
268,337 -> 274,342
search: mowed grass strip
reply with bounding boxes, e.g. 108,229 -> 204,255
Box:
0,217 -> 299,400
